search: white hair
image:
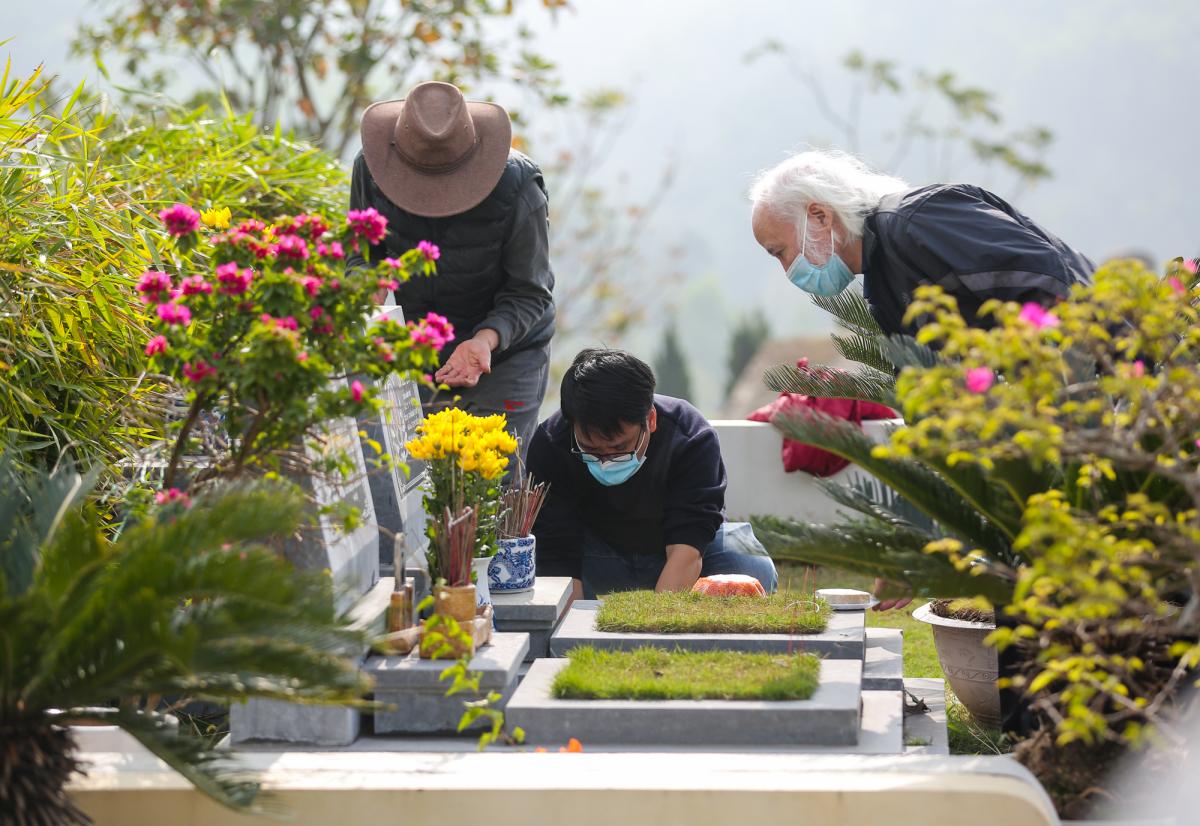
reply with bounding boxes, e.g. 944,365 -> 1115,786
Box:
749,149 -> 909,241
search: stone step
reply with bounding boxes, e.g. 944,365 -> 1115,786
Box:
366,632 -> 530,735
903,677 -> 950,754
229,575 -> 397,747
863,627 -> 904,691
550,600 -> 866,659
490,576 -> 574,662
506,656 -> 863,748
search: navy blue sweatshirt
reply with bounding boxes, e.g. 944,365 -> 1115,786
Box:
526,395 -> 726,579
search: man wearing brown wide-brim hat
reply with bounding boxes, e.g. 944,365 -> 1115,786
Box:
348,81 -> 555,457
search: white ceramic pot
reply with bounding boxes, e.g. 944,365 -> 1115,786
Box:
913,601 -> 1001,728
472,557 -> 492,606
488,535 -> 536,593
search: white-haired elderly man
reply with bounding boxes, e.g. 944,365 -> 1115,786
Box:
749,149 -> 1094,336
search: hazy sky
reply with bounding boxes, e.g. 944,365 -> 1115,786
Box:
8,1 -> 1198,410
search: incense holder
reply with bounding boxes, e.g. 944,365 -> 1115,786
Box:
489,535 -> 536,593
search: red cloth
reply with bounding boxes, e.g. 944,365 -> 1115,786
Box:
747,359 -> 896,477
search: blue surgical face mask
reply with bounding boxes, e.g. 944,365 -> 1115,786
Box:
576,426 -> 648,487
587,455 -> 646,487
785,213 -> 855,296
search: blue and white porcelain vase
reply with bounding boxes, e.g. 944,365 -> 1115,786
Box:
488,535 -> 536,593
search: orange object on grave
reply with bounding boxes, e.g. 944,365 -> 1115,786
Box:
691,574 -> 766,597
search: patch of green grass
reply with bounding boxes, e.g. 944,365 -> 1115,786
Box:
776,563 -> 941,678
595,589 -> 830,635
551,646 -> 821,701
947,694 -> 1010,755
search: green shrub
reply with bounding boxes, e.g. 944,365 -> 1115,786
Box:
0,64 -> 350,473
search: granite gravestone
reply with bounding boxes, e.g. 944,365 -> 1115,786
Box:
231,389 -> 387,747
358,305 -> 431,576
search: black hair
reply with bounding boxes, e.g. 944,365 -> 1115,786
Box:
560,348 -> 656,439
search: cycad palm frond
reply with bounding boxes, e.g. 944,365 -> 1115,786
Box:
752,514 -> 1015,603
763,363 -> 898,408
1,465 -> 372,817
831,331 -> 894,374
817,475 -> 938,535
768,408 -> 1017,560
878,335 -> 940,370
811,290 -> 882,338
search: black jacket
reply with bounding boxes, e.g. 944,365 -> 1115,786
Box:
347,150 -> 556,363
527,395 -> 726,579
862,184 -> 1094,336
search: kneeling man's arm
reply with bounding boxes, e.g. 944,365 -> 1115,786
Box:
656,543 -> 703,592
658,425 -> 726,592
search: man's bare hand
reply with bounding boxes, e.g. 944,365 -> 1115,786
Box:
435,331 -> 497,387
872,576 -> 913,612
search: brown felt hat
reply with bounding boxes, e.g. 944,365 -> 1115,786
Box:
360,82 -> 512,218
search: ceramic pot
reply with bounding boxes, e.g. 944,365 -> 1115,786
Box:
488,535 -> 536,593
431,583 -> 477,624
472,557 -> 492,606
913,601 -> 1001,728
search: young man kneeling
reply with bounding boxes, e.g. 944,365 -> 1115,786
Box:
527,348 -> 778,599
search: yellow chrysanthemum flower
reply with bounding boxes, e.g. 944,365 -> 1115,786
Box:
200,206 -> 232,229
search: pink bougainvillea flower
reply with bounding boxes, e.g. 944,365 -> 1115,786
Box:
289,214 -> 330,241
1168,277 -> 1187,296
316,241 -> 346,260
159,203 -> 201,236
1184,259 -> 1199,275
417,240 -> 441,262
216,262 -> 254,295
155,488 -> 191,507
144,335 -> 169,356
297,351 -> 309,363
965,367 -> 995,394
423,312 -> 453,337
279,316 -> 299,331
274,233 -> 310,260
182,359 -> 217,383
378,278 -> 400,291
156,302 -> 192,326
383,257 -> 404,270
346,208 -> 388,245
300,275 -> 324,296
350,380 -> 365,403
1132,360 -> 1146,378
1018,302 -> 1060,330
136,270 -> 173,303
236,219 -> 267,235
309,306 -> 326,320
314,321 -> 335,336
409,311 -> 455,351
180,275 -> 213,296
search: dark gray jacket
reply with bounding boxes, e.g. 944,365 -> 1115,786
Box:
347,150 -> 555,363
862,184 -> 1094,336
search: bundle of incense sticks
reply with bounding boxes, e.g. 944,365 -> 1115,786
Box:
435,505 -> 478,587
499,474 -> 550,539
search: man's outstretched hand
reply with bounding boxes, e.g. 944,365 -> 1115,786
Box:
435,330 -> 498,388
872,576 -> 913,612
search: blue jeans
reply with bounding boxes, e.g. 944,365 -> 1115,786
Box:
579,522 -> 779,599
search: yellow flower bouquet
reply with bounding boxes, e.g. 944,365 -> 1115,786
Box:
405,408 -> 518,583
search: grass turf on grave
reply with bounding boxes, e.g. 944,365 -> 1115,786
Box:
551,646 -> 822,701
594,589 -> 830,635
